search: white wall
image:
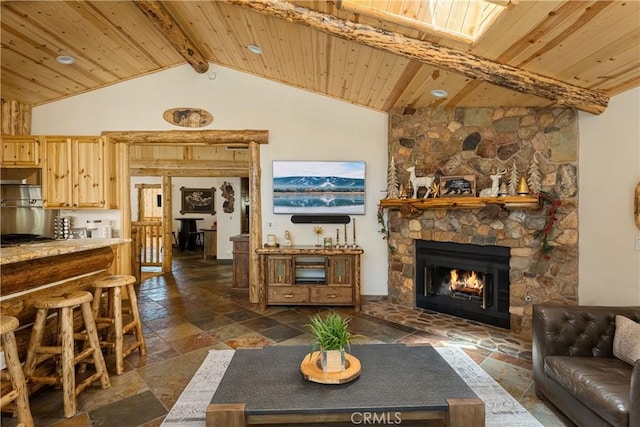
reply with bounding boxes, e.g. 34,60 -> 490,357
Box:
29,63 -> 640,302
32,64 -> 389,294
579,87 -> 640,305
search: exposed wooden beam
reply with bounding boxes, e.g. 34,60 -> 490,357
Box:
130,159 -> 250,170
102,130 -> 269,145
226,0 -> 608,114
130,168 -> 249,177
132,0 -> 209,74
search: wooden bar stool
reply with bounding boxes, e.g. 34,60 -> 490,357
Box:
1,316 -> 34,427
92,275 -> 147,375
24,291 -> 110,418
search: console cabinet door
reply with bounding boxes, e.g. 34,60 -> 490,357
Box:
327,256 -> 354,286
0,136 -> 40,167
266,256 -> 293,285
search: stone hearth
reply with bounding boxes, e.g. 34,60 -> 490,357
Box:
385,106 -> 579,336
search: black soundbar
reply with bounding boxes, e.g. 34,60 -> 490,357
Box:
290,215 -> 351,224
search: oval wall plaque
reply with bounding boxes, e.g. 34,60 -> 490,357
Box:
163,108 -> 213,128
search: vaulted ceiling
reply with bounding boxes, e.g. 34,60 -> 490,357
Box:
2,0 -> 639,114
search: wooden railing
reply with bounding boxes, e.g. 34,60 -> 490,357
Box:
131,221 -> 163,268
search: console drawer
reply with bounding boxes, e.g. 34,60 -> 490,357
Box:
310,286 -> 353,304
268,286 -> 309,303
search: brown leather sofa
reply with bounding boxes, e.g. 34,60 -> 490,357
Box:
533,305 -> 640,427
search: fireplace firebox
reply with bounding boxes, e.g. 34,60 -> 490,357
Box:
415,241 -> 510,329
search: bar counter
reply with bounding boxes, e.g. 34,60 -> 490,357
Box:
0,238 -> 129,392
1,238 -> 129,265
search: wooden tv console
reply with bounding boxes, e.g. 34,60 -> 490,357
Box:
256,246 -> 363,311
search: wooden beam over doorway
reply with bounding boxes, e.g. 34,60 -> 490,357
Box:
103,130 -> 268,145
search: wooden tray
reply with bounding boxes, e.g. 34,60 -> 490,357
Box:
300,351 -> 361,384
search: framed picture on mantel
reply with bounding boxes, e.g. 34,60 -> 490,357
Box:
439,175 -> 476,197
180,187 -> 216,215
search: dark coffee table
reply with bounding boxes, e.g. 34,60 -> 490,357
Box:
206,344 -> 484,426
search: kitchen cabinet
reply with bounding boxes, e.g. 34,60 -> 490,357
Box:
257,246 -> 363,311
0,135 -> 40,167
42,136 -> 110,209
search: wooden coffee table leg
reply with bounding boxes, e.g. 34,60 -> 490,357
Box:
446,398 -> 485,427
206,403 -> 247,427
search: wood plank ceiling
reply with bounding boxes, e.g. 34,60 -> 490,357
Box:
1,0 -> 639,114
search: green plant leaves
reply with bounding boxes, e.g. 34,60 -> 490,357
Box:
306,312 -> 355,353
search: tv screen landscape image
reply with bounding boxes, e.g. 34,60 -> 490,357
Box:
273,161 -> 366,214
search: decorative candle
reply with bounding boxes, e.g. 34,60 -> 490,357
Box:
267,234 -> 276,246
352,218 -> 356,246
344,224 -> 348,246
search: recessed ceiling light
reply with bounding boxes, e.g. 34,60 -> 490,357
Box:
56,55 -> 75,65
431,89 -> 448,98
246,44 -> 263,55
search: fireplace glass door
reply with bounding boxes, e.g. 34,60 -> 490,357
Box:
428,267 -> 491,309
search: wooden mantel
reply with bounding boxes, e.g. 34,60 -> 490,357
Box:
380,195 -> 541,211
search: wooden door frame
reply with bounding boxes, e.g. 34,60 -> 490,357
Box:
103,130 -> 268,304
134,182 -> 169,272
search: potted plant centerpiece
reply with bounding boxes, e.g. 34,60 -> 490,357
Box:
306,312 -> 357,373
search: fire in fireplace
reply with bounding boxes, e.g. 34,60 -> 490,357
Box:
415,241 -> 510,329
448,269 -> 484,298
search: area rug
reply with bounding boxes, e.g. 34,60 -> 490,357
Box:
161,347 -> 542,426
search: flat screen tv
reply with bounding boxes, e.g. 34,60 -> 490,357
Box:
273,161 -> 366,214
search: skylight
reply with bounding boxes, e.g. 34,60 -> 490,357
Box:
340,0 -> 508,43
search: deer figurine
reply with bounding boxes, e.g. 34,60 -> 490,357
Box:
479,168 -> 507,197
407,166 -> 435,199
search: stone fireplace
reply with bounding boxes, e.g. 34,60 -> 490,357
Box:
385,106 -> 579,336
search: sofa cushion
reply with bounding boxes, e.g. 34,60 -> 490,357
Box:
613,315 -> 640,365
545,356 -> 632,426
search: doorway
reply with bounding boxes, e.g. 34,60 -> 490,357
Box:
107,129 -> 266,304
134,183 -> 165,279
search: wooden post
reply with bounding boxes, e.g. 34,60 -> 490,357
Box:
162,175 -> 173,272
131,227 -> 141,283
116,140 -> 132,275
1,99 -> 32,135
249,141 -> 262,304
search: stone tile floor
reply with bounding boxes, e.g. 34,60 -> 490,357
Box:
1,251 -> 574,426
